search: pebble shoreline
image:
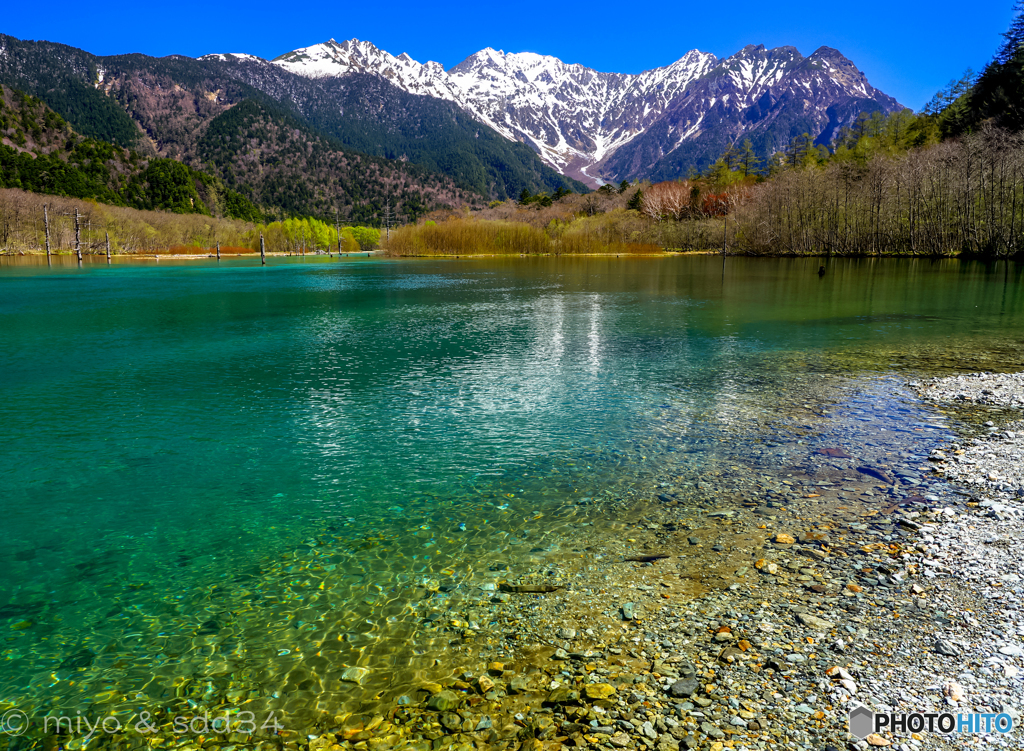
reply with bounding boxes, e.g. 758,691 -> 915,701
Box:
17,373 -> 1024,751
295,371 -> 1024,751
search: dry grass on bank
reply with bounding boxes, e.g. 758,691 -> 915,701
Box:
0,188 -> 256,255
386,214 -> 664,256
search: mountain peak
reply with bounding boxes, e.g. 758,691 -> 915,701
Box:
809,46 -> 851,64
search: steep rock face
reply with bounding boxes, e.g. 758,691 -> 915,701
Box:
445,48 -> 717,183
271,39 -> 901,185
601,45 -> 901,180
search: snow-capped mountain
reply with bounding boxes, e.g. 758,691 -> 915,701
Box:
268,38 -> 901,185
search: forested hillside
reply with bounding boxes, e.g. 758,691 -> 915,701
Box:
0,36 -> 140,146
0,85 -> 262,220
0,57 -> 474,223
0,34 -> 584,208
196,99 -> 477,223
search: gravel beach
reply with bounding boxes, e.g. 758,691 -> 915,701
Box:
19,373 -> 1021,751
295,372 -> 1024,751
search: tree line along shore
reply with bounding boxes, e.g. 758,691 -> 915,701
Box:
4,113 -> 1022,259
2,120 -> 1022,259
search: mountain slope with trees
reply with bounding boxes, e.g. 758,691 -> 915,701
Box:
195,98 -> 477,223
0,34 -> 584,206
0,84 -> 261,220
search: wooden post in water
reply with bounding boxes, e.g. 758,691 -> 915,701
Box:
105,232 -> 111,263
260,233 -> 266,265
335,209 -> 340,258
43,204 -> 51,264
75,208 -> 82,264
216,241 -> 220,260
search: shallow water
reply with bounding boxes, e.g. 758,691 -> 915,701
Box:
1,255 -> 1022,742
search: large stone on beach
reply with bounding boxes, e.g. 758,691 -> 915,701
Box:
584,683 -> 616,700
773,533 -> 796,545
476,675 -> 495,693
545,687 -> 580,705
439,712 -> 462,732
427,690 -> 461,711
509,675 -> 530,694
797,530 -> 830,545
668,677 -> 698,697
795,612 -> 835,630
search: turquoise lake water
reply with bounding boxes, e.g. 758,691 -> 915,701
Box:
1,255 -> 1022,739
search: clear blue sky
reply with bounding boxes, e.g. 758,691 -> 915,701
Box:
2,2 -> 1018,110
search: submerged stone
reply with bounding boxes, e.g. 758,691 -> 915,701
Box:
427,690 -> 461,711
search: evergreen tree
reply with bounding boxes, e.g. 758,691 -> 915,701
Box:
961,2 -> 1024,134
617,179 -> 630,194
722,145 -> 739,171
738,139 -> 761,176
626,188 -> 643,211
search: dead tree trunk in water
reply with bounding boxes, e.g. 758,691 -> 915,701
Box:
43,204 -> 51,263
216,241 -> 220,260
75,208 -> 82,263
260,233 -> 266,265
105,232 -> 111,263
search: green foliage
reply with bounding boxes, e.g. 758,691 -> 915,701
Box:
517,187 -> 553,207
255,217 -> 372,253
222,189 -> 263,223
737,139 -> 761,176
39,78 -> 140,147
128,159 -> 209,214
339,228 -> 360,253
831,109 -> 939,164
349,226 -> 381,251
699,107 -> 942,182
0,143 -> 124,202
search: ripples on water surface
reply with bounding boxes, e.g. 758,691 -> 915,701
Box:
0,255 -> 1022,740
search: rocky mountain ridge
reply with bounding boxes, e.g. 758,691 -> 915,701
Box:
265,38 -> 902,184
